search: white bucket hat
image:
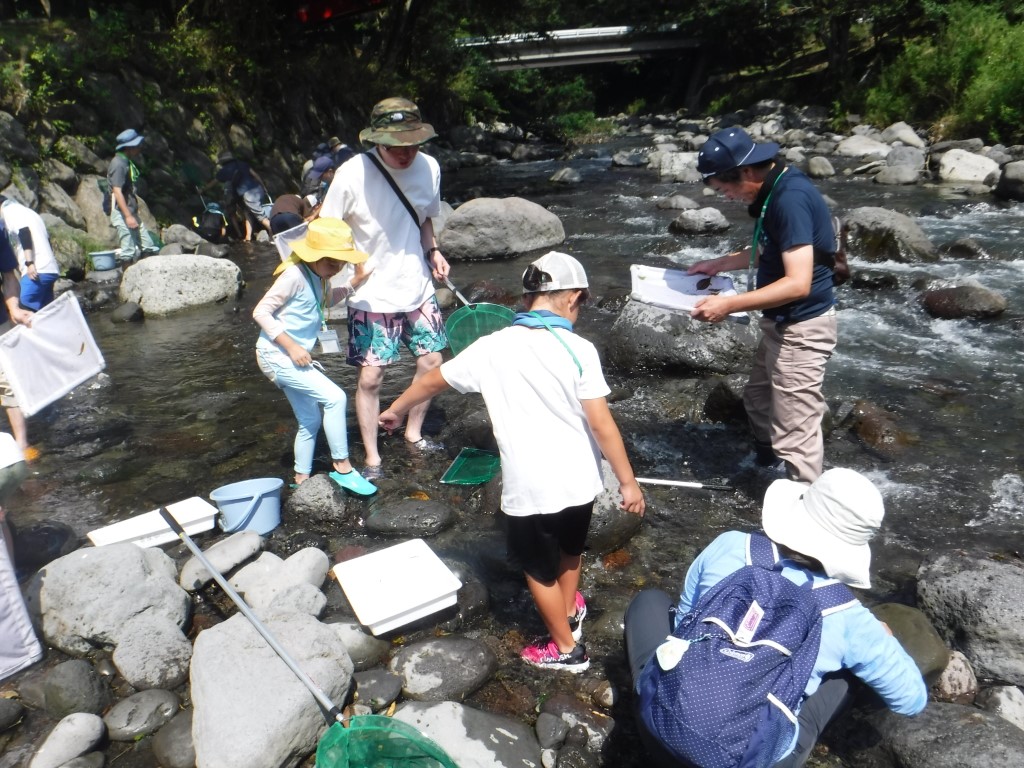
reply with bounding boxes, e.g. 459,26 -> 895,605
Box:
761,468 -> 884,589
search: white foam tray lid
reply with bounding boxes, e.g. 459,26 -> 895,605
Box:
332,538 -> 462,635
87,497 -> 218,548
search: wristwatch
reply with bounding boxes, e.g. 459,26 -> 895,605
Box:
427,247 -> 441,255
24,260 -> 33,266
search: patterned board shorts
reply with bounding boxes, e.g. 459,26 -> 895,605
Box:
347,295 -> 448,366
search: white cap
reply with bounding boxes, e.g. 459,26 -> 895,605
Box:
522,251 -> 589,293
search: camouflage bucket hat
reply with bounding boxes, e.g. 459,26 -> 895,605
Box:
358,97 -> 436,147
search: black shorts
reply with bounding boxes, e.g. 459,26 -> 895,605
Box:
504,501 -> 594,583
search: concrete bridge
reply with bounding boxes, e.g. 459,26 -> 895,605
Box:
458,26 -> 701,71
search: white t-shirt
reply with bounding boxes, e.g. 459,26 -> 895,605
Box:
319,150 -> 441,313
440,324 -> 610,516
1,200 -> 57,275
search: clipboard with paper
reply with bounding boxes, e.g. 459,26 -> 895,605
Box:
629,264 -> 749,322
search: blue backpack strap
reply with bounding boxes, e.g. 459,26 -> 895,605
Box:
749,531 -> 860,614
810,580 -> 859,614
746,531 -> 780,569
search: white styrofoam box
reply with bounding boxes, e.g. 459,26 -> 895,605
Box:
629,264 -> 746,319
87,497 -> 218,548
332,538 -> 463,636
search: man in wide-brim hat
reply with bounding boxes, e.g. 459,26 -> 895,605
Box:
319,97 -> 450,479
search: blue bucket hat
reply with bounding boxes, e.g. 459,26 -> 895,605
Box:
310,155 -> 336,177
697,127 -> 779,180
115,129 -> 145,150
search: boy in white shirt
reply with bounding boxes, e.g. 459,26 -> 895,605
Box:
380,252 -> 645,672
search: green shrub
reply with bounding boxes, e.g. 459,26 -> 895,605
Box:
866,2 -> 1024,142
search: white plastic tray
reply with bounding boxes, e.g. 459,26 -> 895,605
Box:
87,497 -> 218,548
630,264 -> 747,319
332,538 -> 462,636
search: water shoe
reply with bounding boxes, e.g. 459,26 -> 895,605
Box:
329,469 -> 377,496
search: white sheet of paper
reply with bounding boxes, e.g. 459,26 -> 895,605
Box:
629,264 -> 747,319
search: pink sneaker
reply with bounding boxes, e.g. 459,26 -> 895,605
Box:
568,592 -> 587,642
520,638 -> 589,673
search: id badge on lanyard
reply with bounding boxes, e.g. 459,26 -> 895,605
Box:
317,326 -> 340,354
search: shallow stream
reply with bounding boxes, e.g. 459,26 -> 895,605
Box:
10,134 -> 1024,764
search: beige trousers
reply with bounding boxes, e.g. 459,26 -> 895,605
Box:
743,309 -> 837,483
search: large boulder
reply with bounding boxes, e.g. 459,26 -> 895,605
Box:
874,166 -> 922,185
394,700 -> 542,768
994,160 -> 1024,201
25,543 -> 189,656
191,613 -> 354,768
586,460 -> 643,555
119,254 -> 242,315
0,110 -> 39,163
53,136 -> 107,175
867,701 -> 1024,767
919,283 -> 1007,319
648,150 -> 699,181
917,554 -> 1024,685
668,207 -> 730,234
438,197 -> 565,260
389,637 -> 497,702
835,134 -> 891,159
938,148 -> 1000,185
42,214 -> 89,273
880,121 -> 927,149
844,206 -> 938,263
228,548 -> 330,619
606,300 -> 758,374
40,181 -> 86,231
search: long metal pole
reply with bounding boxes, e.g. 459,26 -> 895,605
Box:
159,508 -> 344,724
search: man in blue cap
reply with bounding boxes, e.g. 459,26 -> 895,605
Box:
107,128 -> 160,263
687,127 -> 838,484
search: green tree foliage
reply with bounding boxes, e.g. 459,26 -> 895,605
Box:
866,1 -> 1024,141
5,0 -> 1024,144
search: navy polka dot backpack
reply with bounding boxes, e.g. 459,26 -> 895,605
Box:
637,533 -> 858,768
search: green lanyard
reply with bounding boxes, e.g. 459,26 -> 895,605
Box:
301,264 -> 328,329
117,152 -> 140,184
748,166 -> 787,291
528,311 -> 582,376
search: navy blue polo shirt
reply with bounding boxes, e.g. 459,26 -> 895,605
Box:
756,167 -> 835,324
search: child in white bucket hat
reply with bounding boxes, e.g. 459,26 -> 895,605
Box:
625,468 -> 927,767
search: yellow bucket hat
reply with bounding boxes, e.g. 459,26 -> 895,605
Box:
274,218 -> 369,275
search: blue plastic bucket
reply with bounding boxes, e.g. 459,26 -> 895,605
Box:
210,477 -> 284,534
89,250 -> 118,271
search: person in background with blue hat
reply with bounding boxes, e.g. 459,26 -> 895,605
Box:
300,155 -> 335,205
107,128 -> 160,263
688,127 -> 838,484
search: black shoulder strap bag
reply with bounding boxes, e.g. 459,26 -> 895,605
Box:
364,150 -> 420,227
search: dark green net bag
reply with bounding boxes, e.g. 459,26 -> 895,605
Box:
316,715 -> 459,768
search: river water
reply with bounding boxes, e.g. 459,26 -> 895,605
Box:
9,135 -> 1024,763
